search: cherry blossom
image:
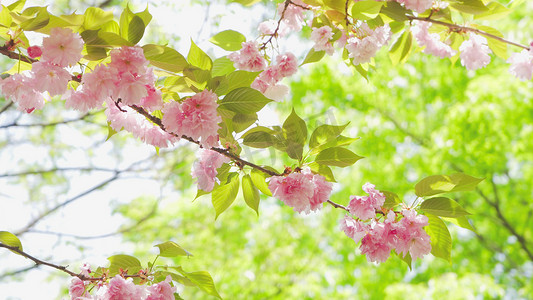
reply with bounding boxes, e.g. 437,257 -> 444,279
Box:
0,73 -> 44,112
191,149 -> 230,192
346,24 -> 391,65
340,215 -> 369,243
161,90 -> 221,148
228,41 -> 267,72
30,61 -> 71,96
145,276 -> 176,300
27,45 -> 42,58
277,0 -> 308,33
507,48 -> 533,81
459,33 -> 492,71
69,277 -> 88,299
347,183 -> 386,220
396,0 -> 434,13
41,27 -> 84,67
311,26 -> 334,55
411,21 -> 456,58
97,275 -> 146,300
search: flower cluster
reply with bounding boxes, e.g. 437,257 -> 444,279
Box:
346,24 -> 391,65
340,183 -> 431,263
311,26 -> 335,56
161,89 -> 222,148
251,52 -> 299,101
191,149 -> 230,192
0,27 -> 83,112
411,21 -> 456,58
258,0 -> 309,37
268,168 -> 333,214
507,47 -> 533,81
69,274 -> 176,300
459,33 -> 492,71
228,41 -> 267,72
396,0 -> 434,13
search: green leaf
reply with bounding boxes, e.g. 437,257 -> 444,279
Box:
382,190 -> 401,209
301,48 -> 326,66
84,7 -> 113,29
251,168 -> 273,196
351,1 -> 385,20
188,39 -> 213,71
426,214 -> 452,263
0,231 -> 23,254
474,2 -> 510,21
175,267 -> 222,299
226,70 -> 260,94
380,1 -> 410,22
323,0 -> 345,12
212,56 -> 236,77
242,174 -> 260,215
309,123 -> 348,149
154,241 -> 193,257
127,15 -> 145,44
210,30 -> 246,51
450,0 -> 489,15
106,122 -> 118,141
283,109 -> 307,144
441,216 -> 476,232
99,32 -> 133,46
212,172 -> 240,219
219,87 -> 272,114
308,162 -> 336,182
389,30 -> 412,65
19,7 -> 50,31
420,197 -> 471,218
242,126 -> 275,148
414,173 -> 484,197
232,113 -> 257,133
315,147 -> 363,167
473,25 -> 507,59
156,271 -> 195,286
142,44 -> 188,73
107,254 -> 142,275
394,250 -> 412,269
7,0 -> 26,13
310,135 -> 359,155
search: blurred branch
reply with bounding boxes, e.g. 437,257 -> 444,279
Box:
0,166 -> 119,178
0,112 -> 94,129
0,101 -> 13,115
26,198 -> 159,240
0,264 -> 40,280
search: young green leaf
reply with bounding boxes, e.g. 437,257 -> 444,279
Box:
315,147 -> 363,167
142,44 -> 188,73
242,174 -> 260,215
389,29 -> 412,65
219,87 -> 272,114
381,190 -> 402,209
210,30 -> 246,51
308,162 -> 336,182
301,48 -> 326,66
212,172 -> 240,219
351,0 -> 385,20
154,241 -> 193,257
188,39 -> 213,71
175,267 -> 222,299
420,197 -> 471,218
441,216 -> 476,233
212,56 -> 236,77
251,168 -> 273,196
107,254 -> 142,275
0,231 -> 23,254
426,214 -> 452,263
309,123 -> 348,149
414,173 -> 484,197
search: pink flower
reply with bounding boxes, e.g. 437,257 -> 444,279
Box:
346,24 -> 390,65
340,215 -> 368,243
146,276 -> 176,300
360,223 -> 393,263
27,45 -> 42,58
42,27 -> 84,67
0,73 -> 44,112
109,46 -> 149,75
161,90 -> 221,147
258,20 -> 277,35
140,85 -> 163,111
347,183 -> 386,220
395,210 -> 431,260
99,275 -> 145,300
278,0 -> 308,33
275,52 -> 298,78
269,172 -> 315,213
115,71 -> 150,105
311,26 -> 334,55
507,48 -> 533,81
411,21 -> 456,58
263,83 -> 289,101
396,0 -> 434,13
191,149 -> 230,192
69,277 -> 87,299
64,89 -> 102,112
459,33 -> 491,70
81,64 -> 118,102
268,168 -> 332,214
30,61 -> 71,96
228,41 -> 267,72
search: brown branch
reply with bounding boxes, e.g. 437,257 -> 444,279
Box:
0,101 -> 13,115
0,45 -> 37,64
0,112 -> 94,129
407,16 -> 530,51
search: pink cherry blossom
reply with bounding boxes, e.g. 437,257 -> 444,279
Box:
275,52 -> 298,78
99,275 -> 145,300
228,41 -> 267,72
146,276 -> 176,300
396,0 -> 434,13
347,183 -> 385,220
263,83 -> 289,101
411,21 -> 456,58
30,61 -> 71,96
507,48 -> 533,81
109,46 -> 149,75
258,20 -> 277,35
191,149 -> 230,192
27,45 -> 42,58
161,90 -> 221,147
311,26 -> 334,55
359,222 -> 393,263
81,64 -> 118,102
42,27 -> 84,67
268,172 -> 315,213
140,85 -> 163,111
304,168 -> 333,211
459,33 -> 492,70
278,0 -> 308,33
69,277 -> 87,299
64,89 -> 102,112
394,209 -> 432,260
115,71 -> 150,105
0,73 -> 44,112
340,215 -> 369,243
346,24 -> 390,65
